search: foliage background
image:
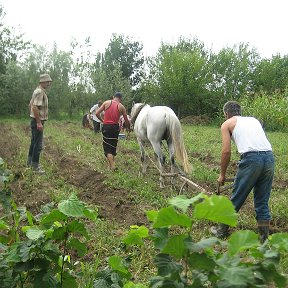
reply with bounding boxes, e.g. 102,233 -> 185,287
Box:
0,5 -> 287,132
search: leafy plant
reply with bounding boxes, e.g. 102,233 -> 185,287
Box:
124,194 -> 288,287
0,163 -> 98,288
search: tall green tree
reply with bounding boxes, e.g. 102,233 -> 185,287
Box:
0,5 -> 30,116
91,52 -> 132,108
143,37 -> 212,117
253,54 -> 288,94
209,43 -> 259,101
104,33 -> 144,87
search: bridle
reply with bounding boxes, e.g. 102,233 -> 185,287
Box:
130,103 -> 147,125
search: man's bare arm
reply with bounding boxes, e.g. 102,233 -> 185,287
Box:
218,121 -> 232,184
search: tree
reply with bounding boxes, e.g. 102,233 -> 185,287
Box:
253,54 -> 288,94
142,37 -> 212,117
90,51 -> 133,109
209,43 -> 260,101
104,34 -> 144,87
0,5 -> 30,116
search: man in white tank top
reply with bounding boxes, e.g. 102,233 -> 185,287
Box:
211,101 -> 274,242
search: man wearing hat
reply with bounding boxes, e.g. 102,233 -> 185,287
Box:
96,92 -> 130,171
27,74 -> 52,174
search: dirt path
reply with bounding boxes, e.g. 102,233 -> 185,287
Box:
0,123 -> 148,227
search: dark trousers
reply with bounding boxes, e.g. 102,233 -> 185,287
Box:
27,118 -> 44,167
102,124 -> 119,156
93,120 -> 101,132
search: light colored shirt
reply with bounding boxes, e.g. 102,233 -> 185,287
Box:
232,116 -> 272,154
29,86 -> 48,120
90,104 -> 101,122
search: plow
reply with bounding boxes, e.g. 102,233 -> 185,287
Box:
161,171 -> 234,196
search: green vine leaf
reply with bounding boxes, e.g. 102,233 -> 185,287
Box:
270,233 -> 288,251
185,236 -> 220,253
58,194 -> 86,217
146,210 -> 158,222
168,194 -> 206,212
83,207 -> 98,221
123,225 -> 149,247
153,206 -> 192,228
153,253 -> 182,276
193,195 -> 237,226
67,220 -> 90,239
228,230 -> 259,255
40,209 -> 68,225
26,226 -> 45,240
108,255 -> 130,276
161,234 -> 187,259
67,238 -> 87,257
218,265 -> 256,287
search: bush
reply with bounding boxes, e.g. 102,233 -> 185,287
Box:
240,92 -> 288,132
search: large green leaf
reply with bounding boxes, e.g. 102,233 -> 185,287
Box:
168,194 -> 206,212
219,265 -> 255,286
108,255 -> 129,275
34,270 -> 59,288
67,238 -> 87,257
19,241 -> 35,262
52,226 -> 67,240
193,195 -> 237,226
153,206 -> 192,228
151,228 -> 168,250
270,233 -> 288,251
58,194 -> 86,217
26,227 -> 45,240
93,279 -> 110,288
5,243 -> 21,262
146,210 -> 158,222
161,234 -> 187,259
14,260 -> 35,272
228,230 -> 259,255
188,252 -> 216,272
153,253 -> 182,276
61,271 -> 78,288
83,207 -> 98,221
67,220 -> 89,239
185,236 -> 220,253
40,209 -> 68,225
123,225 -> 149,246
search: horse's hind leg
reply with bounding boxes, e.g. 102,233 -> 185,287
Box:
139,140 -> 148,175
151,141 -> 165,188
167,140 -> 179,187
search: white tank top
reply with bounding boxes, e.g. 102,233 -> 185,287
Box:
232,116 -> 272,154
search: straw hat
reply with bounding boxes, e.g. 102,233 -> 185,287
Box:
39,74 -> 52,83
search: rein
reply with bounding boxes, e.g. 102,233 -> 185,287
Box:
130,103 -> 147,125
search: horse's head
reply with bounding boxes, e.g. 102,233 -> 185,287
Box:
131,102 -> 144,118
130,103 -> 147,125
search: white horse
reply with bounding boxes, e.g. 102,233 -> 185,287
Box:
130,103 -> 191,188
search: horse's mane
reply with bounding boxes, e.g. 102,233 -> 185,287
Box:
130,103 -> 147,124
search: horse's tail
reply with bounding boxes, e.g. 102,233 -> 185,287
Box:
166,114 -> 192,174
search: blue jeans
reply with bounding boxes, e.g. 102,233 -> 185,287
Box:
231,151 -> 274,221
27,118 -> 44,168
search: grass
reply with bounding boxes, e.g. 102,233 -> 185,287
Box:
1,118 -> 288,284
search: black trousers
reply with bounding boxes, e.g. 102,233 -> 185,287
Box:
102,124 -> 120,156
28,118 -> 44,167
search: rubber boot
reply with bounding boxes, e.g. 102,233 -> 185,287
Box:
210,223 -> 229,239
258,220 -> 270,243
